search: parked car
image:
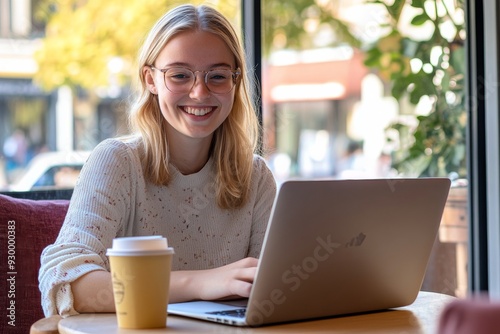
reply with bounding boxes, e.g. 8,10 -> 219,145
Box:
7,150 -> 91,191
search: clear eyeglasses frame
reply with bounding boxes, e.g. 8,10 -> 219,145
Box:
149,66 -> 241,94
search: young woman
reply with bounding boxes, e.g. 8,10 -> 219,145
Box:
39,4 -> 276,317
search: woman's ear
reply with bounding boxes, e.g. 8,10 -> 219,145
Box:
143,66 -> 158,95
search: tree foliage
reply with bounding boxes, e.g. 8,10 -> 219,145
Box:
33,0 -> 238,90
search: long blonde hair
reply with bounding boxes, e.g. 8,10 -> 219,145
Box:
129,4 -> 260,209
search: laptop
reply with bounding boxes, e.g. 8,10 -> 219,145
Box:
168,177 -> 451,327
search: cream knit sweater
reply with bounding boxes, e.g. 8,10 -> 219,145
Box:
39,138 -> 277,317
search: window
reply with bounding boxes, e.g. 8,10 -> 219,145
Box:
260,0 -> 469,297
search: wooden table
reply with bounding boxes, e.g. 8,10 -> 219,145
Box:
58,291 -> 454,334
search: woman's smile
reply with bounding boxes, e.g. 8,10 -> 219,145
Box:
181,106 -> 216,117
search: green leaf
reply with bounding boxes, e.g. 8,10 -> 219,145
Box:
386,0 -> 406,21
411,13 -> 431,26
410,0 -> 426,9
391,77 -> 409,100
363,48 -> 383,67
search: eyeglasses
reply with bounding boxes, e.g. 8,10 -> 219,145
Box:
149,66 -> 241,94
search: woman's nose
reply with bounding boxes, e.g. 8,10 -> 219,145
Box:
189,74 -> 211,99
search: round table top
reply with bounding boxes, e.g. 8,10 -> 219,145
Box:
58,291 -> 456,334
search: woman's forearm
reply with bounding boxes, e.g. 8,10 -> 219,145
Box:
71,270 -> 115,313
71,257 -> 257,312
70,270 -> 199,312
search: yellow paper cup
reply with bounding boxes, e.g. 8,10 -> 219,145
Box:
107,236 -> 174,329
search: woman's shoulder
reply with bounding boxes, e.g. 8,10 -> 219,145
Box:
92,136 -> 141,156
252,154 -> 269,170
76,136 -> 145,188
94,135 -> 140,151
86,136 -> 143,167
252,154 -> 276,183
250,154 -> 277,206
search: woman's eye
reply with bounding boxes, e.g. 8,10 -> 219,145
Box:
169,72 -> 192,80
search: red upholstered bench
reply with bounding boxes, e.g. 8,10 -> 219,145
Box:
0,191 -> 71,334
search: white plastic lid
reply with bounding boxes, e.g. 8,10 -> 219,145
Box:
106,236 -> 174,256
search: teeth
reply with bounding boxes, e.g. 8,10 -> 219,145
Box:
184,107 -> 212,116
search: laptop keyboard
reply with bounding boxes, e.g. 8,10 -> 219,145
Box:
207,308 -> 247,318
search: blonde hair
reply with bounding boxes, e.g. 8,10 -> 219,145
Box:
129,4 -> 260,209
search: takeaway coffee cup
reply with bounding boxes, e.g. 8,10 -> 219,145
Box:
106,236 -> 174,329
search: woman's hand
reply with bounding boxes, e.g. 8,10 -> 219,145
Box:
169,257 -> 258,303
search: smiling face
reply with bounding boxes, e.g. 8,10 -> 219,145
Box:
143,30 -> 237,147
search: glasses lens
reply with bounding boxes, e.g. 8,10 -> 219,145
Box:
164,68 -> 194,93
205,69 -> 235,94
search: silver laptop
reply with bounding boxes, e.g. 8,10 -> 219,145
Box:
168,178 -> 451,327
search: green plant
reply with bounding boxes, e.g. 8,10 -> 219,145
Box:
364,0 -> 466,177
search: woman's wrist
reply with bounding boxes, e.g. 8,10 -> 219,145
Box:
169,270 -> 201,303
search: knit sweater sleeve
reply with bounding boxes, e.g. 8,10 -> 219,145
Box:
38,139 -> 138,317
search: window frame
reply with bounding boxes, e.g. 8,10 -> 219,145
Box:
476,0 -> 500,296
